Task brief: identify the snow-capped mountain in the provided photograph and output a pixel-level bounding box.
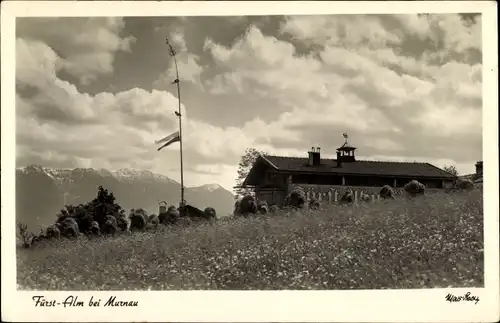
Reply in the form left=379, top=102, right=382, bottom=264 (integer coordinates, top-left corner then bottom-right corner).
left=16, top=165, right=234, bottom=230
left=19, top=166, right=176, bottom=183
left=190, top=183, right=224, bottom=193
left=113, top=168, right=177, bottom=182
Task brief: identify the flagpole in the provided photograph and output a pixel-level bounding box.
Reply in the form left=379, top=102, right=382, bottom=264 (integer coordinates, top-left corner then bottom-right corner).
left=166, top=37, right=185, bottom=207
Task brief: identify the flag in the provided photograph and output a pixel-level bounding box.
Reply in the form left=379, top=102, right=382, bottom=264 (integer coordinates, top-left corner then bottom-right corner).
left=155, top=131, right=181, bottom=151
left=342, top=132, right=348, bottom=139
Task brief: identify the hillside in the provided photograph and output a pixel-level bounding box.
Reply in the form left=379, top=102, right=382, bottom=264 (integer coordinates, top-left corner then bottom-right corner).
left=16, top=165, right=235, bottom=230
left=17, top=189, right=484, bottom=290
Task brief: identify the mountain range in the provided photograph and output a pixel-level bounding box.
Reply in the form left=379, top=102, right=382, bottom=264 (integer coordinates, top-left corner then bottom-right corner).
left=15, top=165, right=235, bottom=230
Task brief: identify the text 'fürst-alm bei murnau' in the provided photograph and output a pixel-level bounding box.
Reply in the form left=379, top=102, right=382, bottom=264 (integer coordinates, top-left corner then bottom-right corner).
left=32, top=296, right=138, bottom=307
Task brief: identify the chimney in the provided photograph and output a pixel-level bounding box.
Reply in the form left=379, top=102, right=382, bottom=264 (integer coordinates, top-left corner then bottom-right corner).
left=308, top=147, right=315, bottom=166
left=313, top=147, right=321, bottom=165
left=475, top=161, right=483, bottom=177
left=336, top=151, right=342, bottom=168
left=308, top=147, right=321, bottom=166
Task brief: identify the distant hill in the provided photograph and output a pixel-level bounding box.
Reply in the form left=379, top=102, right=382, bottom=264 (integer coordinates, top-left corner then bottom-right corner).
left=16, top=165, right=235, bottom=230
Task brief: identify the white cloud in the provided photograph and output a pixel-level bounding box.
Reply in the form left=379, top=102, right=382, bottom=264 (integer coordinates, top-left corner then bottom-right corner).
left=431, top=14, right=482, bottom=53
left=16, top=15, right=483, bottom=190
left=16, top=36, right=254, bottom=191
left=154, top=30, right=204, bottom=88
left=17, top=17, right=136, bottom=85
left=202, top=16, right=481, bottom=174
left=391, top=14, right=432, bottom=40
left=281, top=15, right=402, bottom=49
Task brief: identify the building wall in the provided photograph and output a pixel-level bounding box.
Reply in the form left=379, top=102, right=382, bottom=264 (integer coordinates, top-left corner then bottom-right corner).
left=289, top=184, right=404, bottom=203
left=255, top=188, right=286, bottom=206
left=290, top=173, right=450, bottom=189
left=260, top=171, right=287, bottom=188
left=253, top=170, right=454, bottom=205
left=257, top=183, right=450, bottom=206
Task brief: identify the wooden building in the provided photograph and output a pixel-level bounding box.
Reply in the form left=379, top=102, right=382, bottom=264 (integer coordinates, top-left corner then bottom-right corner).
left=242, top=138, right=458, bottom=206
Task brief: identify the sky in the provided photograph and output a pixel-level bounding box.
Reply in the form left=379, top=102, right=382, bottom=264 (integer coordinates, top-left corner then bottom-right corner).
left=15, top=14, right=483, bottom=192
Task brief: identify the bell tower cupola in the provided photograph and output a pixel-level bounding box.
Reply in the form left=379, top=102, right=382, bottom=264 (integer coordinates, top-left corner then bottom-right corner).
left=336, top=132, right=356, bottom=167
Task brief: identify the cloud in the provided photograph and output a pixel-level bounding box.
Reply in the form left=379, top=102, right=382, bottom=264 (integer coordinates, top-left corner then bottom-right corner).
left=16, top=25, right=251, bottom=190
left=281, top=15, right=402, bottom=49
left=16, top=14, right=483, bottom=193
left=281, top=14, right=482, bottom=61
left=153, top=30, right=205, bottom=88
left=202, top=15, right=482, bottom=169
left=17, top=17, right=136, bottom=85
left=203, top=26, right=325, bottom=100
left=394, top=14, right=482, bottom=53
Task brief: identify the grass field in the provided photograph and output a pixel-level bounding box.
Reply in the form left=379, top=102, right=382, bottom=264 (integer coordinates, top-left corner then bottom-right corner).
left=17, top=189, right=484, bottom=290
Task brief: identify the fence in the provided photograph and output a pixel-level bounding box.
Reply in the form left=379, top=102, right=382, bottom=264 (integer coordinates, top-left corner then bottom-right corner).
left=289, top=184, right=442, bottom=204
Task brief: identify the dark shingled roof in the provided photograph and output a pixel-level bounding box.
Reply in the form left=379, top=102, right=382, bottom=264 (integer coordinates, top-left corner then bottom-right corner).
left=263, top=155, right=457, bottom=179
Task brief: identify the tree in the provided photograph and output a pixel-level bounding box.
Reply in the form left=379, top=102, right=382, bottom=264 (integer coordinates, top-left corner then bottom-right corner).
left=234, top=148, right=266, bottom=199
left=55, top=185, right=124, bottom=234
left=443, top=165, right=459, bottom=176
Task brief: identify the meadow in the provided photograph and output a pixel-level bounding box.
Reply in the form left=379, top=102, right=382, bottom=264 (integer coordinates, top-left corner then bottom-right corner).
left=17, top=189, right=484, bottom=290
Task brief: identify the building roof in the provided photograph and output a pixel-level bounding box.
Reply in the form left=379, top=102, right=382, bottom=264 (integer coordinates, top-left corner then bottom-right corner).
left=260, top=155, right=457, bottom=179
left=337, top=142, right=356, bottom=150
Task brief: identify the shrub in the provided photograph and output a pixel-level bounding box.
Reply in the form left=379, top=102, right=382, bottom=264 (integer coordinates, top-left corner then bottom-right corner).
left=308, top=198, right=320, bottom=210
left=149, top=214, right=160, bottom=225
left=30, top=229, right=47, bottom=246
left=455, top=178, right=474, bottom=190
left=116, top=215, right=129, bottom=232
left=380, top=185, right=395, bottom=199
left=233, top=200, right=242, bottom=216
left=45, top=225, right=61, bottom=239
left=339, top=190, right=354, bottom=204
left=17, top=222, right=34, bottom=248
left=204, top=207, right=217, bottom=219
left=91, top=186, right=123, bottom=225
left=56, top=205, right=90, bottom=233
left=159, top=206, right=179, bottom=225
left=257, top=201, right=269, bottom=215
left=54, top=186, right=125, bottom=236
left=404, top=180, right=425, bottom=197
left=102, top=215, right=118, bottom=235
left=60, top=217, right=80, bottom=238
left=269, top=205, right=280, bottom=214
left=359, top=192, right=372, bottom=202
left=129, top=208, right=149, bottom=230
left=285, top=188, right=306, bottom=209
left=89, top=221, right=100, bottom=235
left=30, top=233, right=46, bottom=247
left=240, top=195, right=258, bottom=215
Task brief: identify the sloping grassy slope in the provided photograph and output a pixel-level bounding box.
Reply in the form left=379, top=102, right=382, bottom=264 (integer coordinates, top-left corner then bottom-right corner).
left=17, top=190, right=483, bottom=290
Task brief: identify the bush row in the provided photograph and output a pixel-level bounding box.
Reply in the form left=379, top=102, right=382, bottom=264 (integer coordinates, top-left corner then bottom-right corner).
left=17, top=186, right=217, bottom=248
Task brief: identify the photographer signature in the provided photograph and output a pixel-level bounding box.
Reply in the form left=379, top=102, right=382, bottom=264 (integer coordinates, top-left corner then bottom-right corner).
left=445, top=292, right=480, bottom=304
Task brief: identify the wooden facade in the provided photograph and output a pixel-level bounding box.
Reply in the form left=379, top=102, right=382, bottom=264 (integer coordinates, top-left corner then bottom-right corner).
left=243, top=143, right=457, bottom=206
